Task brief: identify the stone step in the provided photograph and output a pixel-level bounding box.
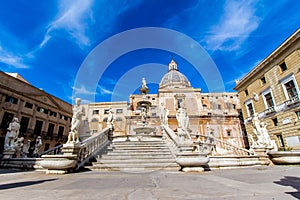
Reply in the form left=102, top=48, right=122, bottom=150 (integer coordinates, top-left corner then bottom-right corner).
left=107, top=146, right=169, bottom=151
left=108, top=145, right=168, bottom=148
left=106, top=149, right=171, bottom=154
left=99, top=157, right=175, bottom=163
left=92, top=162, right=180, bottom=170
left=100, top=154, right=174, bottom=160
left=110, top=144, right=168, bottom=147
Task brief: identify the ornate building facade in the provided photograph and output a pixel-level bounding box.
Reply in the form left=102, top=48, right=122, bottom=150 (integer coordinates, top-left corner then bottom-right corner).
left=0, top=71, right=72, bottom=156
left=234, top=28, right=300, bottom=150
left=82, top=59, right=248, bottom=149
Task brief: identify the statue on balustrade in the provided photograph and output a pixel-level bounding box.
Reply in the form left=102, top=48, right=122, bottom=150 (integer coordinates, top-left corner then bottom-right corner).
left=67, top=98, right=85, bottom=144
left=160, top=103, right=169, bottom=126
left=107, top=108, right=115, bottom=129
left=176, top=102, right=192, bottom=143
left=4, top=117, right=20, bottom=150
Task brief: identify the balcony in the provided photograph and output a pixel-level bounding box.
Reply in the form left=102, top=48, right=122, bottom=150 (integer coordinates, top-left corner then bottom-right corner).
left=285, top=95, right=300, bottom=107
left=264, top=106, right=276, bottom=115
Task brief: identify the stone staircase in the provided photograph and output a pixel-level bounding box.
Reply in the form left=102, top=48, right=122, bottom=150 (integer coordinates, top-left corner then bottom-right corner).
left=91, top=139, right=180, bottom=171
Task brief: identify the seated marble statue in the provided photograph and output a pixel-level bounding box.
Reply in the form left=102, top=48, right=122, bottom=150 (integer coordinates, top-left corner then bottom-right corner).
left=4, top=117, right=20, bottom=150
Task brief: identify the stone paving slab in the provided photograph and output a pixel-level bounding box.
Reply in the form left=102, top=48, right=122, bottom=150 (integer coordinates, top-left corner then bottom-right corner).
left=0, top=166, right=299, bottom=200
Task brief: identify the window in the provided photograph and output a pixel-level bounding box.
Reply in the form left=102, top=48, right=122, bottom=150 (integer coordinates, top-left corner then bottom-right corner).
left=37, top=107, right=48, bottom=114
left=261, top=77, right=266, bottom=85
left=263, top=92, right=274, bottom=108
left=20, top=116, right=30, bottom=133
left=295, top=111, right=300, bottom=120
left=245, top=89, right=249, bottom=96
left=104, top=109, right=109, bottom=114
left=217, top=104, right=221, bottom=110
left=116, top=109, right=123, bottom=114
left=272, top=118, right=278, bottom=126
left=47, top=123, right=55, bottom=137
left=152, top=98, right=155, bottom=100
left=232, top=104, right=236, bottom=109
left=203, top=104, right=207, bottom=110
left=58, top=126, right=64, bottom=138
left=49, top=111, right=57, bottom=117
left=25, top=102, right=33, bottom=109
left=226, top=129, right=231, bottom=137
left=284, top=80, right=298, bottom=98
left=60, top=114, right=67, bottom=120
left=177, top=99, right=183, bottom=108
left=281, top=75, right=300, bottom=101
left=92, top=110, right=99, bottom=115
left=5, top=96, right=18, bottom=104
left=245, top=100, right=254, bottom=117
left=277, top=135, right=285, bottom=147
left=279, top=62, right=287, bottom=72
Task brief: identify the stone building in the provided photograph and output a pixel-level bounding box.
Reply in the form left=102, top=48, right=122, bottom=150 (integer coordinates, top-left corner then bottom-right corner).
left=0, top=71, right=72, bottom=156
left=82, top=59, right=248, bottom=148
left=234, top=28, right=300, bottom=150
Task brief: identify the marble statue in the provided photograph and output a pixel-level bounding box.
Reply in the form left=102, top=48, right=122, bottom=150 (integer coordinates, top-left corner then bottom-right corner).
left=107, top=108, right=115, bottom=129
left=4, top=117, right=20, bottom=150
left=176, top=102, right=192, bottom=142
left=22, top=140, right=31, bottom=158
left=33, top=136, right=43, bottom=155
left=14, top=137, right=24, bottom=158
left=176, top=102, right=190, bottom=132
left=260, top=121, right=272, bottom=147
left=160, top=103, right=169, bottom=126
left=67, top=98, right=85, bottom=144
left=251, top=113, right=273, bottom=147
left=141, top=107, right=147, bottom=125
left=142, top=77, right=148, bottom=89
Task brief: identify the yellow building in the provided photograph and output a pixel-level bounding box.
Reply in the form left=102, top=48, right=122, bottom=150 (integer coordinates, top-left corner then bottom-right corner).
left=234, top=28, right=300, bottom=150
left=0, top=71, right=72, bottom=155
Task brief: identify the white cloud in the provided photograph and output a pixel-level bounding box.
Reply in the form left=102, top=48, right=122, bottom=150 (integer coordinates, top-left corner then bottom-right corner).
left=40, top=0, right=94, bottom=48
left=98, top=86, right=113, bottom=95
left=72, top=85, right=97, bottom=95
left=204, top=0, right=260, bottom=51
left=0, top=45, right=29, bottom=69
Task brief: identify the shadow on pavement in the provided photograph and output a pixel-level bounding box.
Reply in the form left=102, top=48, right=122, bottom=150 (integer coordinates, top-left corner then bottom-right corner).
left=0, top=179, right=57, bottom=190
left=274, top=176, right=300, bottom=199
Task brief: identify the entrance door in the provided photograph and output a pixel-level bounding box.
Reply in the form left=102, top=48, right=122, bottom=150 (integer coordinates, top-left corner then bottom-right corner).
left=0, top=112, right=14, bottom=130
left=34, top=120, right=43, bottom=136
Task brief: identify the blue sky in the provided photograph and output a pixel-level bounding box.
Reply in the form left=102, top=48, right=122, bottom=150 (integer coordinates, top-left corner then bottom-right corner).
left=0, top=0, right=299, bottom=104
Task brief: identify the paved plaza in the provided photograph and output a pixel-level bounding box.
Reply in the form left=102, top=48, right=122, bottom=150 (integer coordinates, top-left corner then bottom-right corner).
left=0, top=166, right=300, bottom=200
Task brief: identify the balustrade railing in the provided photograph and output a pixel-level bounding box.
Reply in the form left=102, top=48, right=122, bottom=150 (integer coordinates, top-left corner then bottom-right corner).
left=163, top=125, right=252, bottom=156
left=76, top=127, right=111, bottom=169
left=285, top=95, right=300, bottom=106
left=195, top=134, right=253, bottom=156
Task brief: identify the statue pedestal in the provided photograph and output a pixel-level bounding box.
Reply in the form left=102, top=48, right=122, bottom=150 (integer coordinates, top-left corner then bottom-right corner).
left=253, top=146, right=271, bottom=156
left=2, top=150, right=15, bottom=159
left=62, top=143, right=81, bottom=155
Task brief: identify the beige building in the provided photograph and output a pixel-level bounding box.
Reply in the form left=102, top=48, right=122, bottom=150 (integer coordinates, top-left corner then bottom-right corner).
left=82, top=59, right=248, bottom=148
left=0, top=71, right=72, bottom=155
left=234, top=28, right=300, bottom=150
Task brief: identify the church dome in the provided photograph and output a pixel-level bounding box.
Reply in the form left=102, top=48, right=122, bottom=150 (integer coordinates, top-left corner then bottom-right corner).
left=159, top=59, right=191, bottom=89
